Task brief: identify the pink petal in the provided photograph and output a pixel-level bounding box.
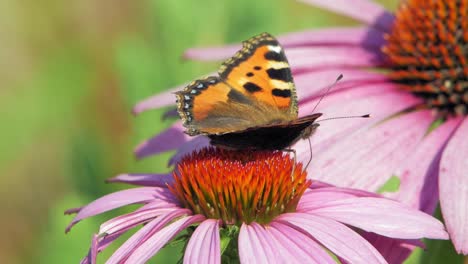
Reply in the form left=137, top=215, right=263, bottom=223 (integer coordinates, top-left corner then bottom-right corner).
left=107, top=173, right=174, bottom=187
left=80, top=231, right=128, bottom=264
left=183, top=27, right=385, bottom=61
left=306, top=197, right=448, bottom=239
left=125, top=215, right=205, bottom=263
left=277, top=213, right=386, bottom=263
left=287, top=46, right=384, bottom=73
left=134, top=122, right=190, bottom=159
left=296, top=84, right=420, bottom=157
left=298, top=0, right=394, bottom=32
left=184, top=219, right=221, bottom=264
left=363, top=232, right=423, bottom=264
left=439, top=117, right=468, bottom=254
left=269, top=221, right=336, bottom=263
left=298, top=186, right=379, bottom=211
left=294, top=68, right=389, bottom=100
left=309, top=110, right=433, bottom=191
left=239, top=223, right=277, bottom=263
left=80, top=234, right=99, bottom=264
left=132, top=87, right=180, bottom=115
left=279, top=27, right=385, bottom=48
left=66, top=187, right=173, bottom=233
left=106, top=209, right=193, bottom=263
left=391, top=118, right=462, bottom=213
left=168, top=136, right=210, bottom=166
left=99, top=204, right=179, bottom=235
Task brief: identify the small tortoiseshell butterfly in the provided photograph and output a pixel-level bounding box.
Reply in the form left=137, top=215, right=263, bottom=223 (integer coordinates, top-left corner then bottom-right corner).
left=175, top=32, right=322, bottom=150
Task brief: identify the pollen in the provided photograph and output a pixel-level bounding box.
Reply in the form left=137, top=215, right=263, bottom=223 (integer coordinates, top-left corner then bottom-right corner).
left=382, top=0, right=468, bottom=117
left=168, top=147, right=310, bottom=225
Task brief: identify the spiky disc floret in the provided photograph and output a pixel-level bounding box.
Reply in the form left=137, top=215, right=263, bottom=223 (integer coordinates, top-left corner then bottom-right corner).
left=169, top=147, right=310, bottom=225
left=383, top=0, right=468, bottom=117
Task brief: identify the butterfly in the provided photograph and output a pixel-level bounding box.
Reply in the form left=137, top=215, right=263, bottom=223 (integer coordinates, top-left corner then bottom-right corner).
left=175, top=32, right=322, bottom=150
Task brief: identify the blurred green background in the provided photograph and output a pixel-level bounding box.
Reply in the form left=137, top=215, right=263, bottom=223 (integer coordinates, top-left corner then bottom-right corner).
left=1, top=0, right=464, bottom=263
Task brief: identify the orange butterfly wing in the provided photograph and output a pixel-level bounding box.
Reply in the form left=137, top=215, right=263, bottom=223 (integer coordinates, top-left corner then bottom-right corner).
left=219, top=33, right=298, bottom=116
left=176, top=33, right=298, bottom=136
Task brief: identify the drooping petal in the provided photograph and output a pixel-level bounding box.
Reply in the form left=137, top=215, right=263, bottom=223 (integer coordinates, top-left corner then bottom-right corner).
left=391, top=118, right=462, bottom=213
left=298, top=0, right=394, bottom=32
left=184, top=219, right=221, bottom=264
left=80, top=234, right=99, bottom=264
left=66, top=187, right=173, bottom=233
left=363, top=232, right=425, bottom=264
left=183, top=27, right=385, bottom=61
left=106, top=209, right=193, bottom=263
left=305, top=197, right=448, bottom=239
left=309, top=110, right=433, bottom=191
left=439, top=117, right=468, bottom=254
left=124, top=215, right=205, bottom=263
left=269, top=221, right=336, bottom=263
left=134, top=122, right=189, bottom=159
left=107, top=173, right=174, bottom=187
left=277, top=213, right=386, bottom=264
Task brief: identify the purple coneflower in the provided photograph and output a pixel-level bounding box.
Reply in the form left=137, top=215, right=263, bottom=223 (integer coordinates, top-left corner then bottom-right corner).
left=67, top=148, right=447, bottom=263
left=133, top=0, right=468, bottom=255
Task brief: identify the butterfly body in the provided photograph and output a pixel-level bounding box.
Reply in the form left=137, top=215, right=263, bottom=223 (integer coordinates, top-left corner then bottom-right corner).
left=176, top=33, right=321, bottom=150
left=208, top=113, right=322, bottom=150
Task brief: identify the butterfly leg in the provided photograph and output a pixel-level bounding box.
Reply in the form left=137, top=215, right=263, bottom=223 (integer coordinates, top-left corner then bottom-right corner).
left=304, top=137, right=313, bottom=172
left=282, top=148, right=297, bottom=181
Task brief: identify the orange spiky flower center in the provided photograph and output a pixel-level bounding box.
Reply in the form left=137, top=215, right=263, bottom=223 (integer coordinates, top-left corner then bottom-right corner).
left=169, top=147, right=310, bottom=225
left=383, top=0, right=468, bottom=117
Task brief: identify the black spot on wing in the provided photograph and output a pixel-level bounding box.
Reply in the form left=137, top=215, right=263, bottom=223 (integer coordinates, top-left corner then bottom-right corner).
left=272, top=88, right=291, bottom=98
left=227, top=88, right=250, bottom=104
left=246, top=72, right=254, bottom=77
left=243, top=82, right=262, bottom=93
left=264, top=51, right=284, bottom=61
left=254, top=66, right=262, bottom=70
left=266, top=68, right=292, bottom=82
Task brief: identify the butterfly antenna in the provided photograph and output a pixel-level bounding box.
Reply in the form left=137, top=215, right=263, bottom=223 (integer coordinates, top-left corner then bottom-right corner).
left=311, top=74, right=343, bottom=113
left=318, top=114, right=371, bottom=123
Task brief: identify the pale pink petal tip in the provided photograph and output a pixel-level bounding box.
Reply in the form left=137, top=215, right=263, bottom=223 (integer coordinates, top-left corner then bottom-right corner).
left=308, top=197, right=449, bottom=239
left=185, top=220, right=221, bottom=264
left=132, top=86, right=181, bottom=115
left=107, top=173, right=174, bottom=187
left=440, top=117, right=468, bottom=254
left=298, top=0, right=394, bottom=31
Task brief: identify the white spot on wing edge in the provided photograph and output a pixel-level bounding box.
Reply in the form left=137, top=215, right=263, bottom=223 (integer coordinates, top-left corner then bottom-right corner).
left=268, top=45, right=282, bottom=53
